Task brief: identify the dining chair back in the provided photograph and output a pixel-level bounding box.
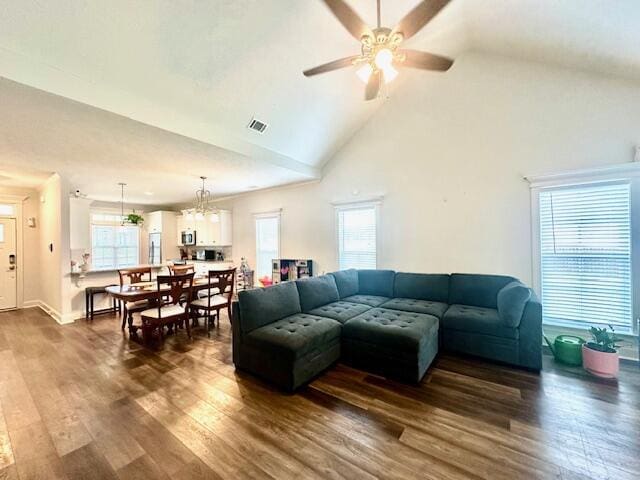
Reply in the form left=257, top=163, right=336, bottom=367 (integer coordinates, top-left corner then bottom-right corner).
left=168, top=264, right=195, bottom=276
left=118, top=267, right=152, bottom=285
left=190, top=268, right=236, bottom=336
left=117, top=266, right=153, bottom=330
left=155, top=272, right=195, bottom=309
left=140, top=272, right=196, bottom=343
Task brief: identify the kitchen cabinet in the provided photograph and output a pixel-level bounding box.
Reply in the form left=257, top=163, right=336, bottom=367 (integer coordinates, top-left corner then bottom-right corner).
left=177, top=210, right=232, bottom=246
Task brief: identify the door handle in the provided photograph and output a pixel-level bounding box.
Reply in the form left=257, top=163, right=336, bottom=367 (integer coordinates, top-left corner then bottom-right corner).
left=8, top=265, right=16, bottom=271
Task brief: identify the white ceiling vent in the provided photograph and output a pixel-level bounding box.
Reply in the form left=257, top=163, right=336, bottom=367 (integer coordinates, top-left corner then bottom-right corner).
left=247, top=117, right=268, bottom=134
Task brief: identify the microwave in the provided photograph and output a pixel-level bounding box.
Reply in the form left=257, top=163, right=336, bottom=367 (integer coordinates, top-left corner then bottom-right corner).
left=181, top=230, right=196, bottom=246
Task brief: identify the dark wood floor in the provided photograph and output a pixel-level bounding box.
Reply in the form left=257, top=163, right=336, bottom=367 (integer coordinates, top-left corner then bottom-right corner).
left=0, top=308, right=638, bottom=480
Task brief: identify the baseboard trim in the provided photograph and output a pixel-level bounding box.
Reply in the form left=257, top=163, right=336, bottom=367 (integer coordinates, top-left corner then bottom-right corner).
left=22, top=300, right=77, bottom=325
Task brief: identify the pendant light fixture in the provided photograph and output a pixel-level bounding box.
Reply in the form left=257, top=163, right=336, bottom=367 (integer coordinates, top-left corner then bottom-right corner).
left=184, top=176, right=219, bottom=223
left=119, top=182, right=127, bottom=226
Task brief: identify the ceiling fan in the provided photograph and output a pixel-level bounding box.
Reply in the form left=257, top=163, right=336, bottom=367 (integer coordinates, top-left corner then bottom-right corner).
left=303, top=0, right=454, bottom=100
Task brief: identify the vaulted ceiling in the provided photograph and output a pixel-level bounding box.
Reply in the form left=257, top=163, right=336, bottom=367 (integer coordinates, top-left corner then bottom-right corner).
left=1, top=0, right=640, bottom=203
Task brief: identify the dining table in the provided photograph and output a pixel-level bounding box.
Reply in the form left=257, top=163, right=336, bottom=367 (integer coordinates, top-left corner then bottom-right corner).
left=106, top=275, right=221, bottom=339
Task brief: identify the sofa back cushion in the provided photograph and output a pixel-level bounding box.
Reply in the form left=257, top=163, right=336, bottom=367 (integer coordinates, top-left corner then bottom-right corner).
left=449, top=273, right=517, bottom=309
left=497, top=281, right=531, bottom=327
left=358, top=269, right=395, bottom=297
left=238, top=281, right=301, bottom=333
left=295, top=275, right=340, bottom=312
left=329, top=269, right=359, bottom=298
left=394, top=273, right=450, bottom=303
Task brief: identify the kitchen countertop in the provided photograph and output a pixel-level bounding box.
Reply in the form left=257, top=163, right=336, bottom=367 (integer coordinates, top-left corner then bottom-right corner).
left=70, top=264, right=165, bottom=276
left=70, top=260, right=236, bottom=276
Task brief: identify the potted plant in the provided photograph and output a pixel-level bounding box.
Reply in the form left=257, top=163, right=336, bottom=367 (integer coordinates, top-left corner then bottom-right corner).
left=582, top=325, right=622, bottom=378
left=126, top=213, right=144, bottom=225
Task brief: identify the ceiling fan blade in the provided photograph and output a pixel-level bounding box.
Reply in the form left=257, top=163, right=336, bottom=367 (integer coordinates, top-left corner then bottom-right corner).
left=365, top=69, right=382, bottom=101
left=303, top=55, right=359, bottom=77
left=322, top=0, right=373, bottom=41
left=400, top=49, right=453, bottom=71
left=393, top=0, right=451, bottom=40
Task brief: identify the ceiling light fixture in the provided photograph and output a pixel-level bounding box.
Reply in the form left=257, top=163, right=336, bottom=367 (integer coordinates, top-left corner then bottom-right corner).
left=303, top=0, right=454, bottom=100
left=119, top=182, right=127, bottom=226
left=183, top=176, right=219, bottom=223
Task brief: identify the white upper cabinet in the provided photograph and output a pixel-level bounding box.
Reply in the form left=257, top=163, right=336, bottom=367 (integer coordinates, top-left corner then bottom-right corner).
left=219, top=210, right=232, bottom=246
left=177, top=210, right=232, bottom=246
left=146, top=211, right=162, bottom=233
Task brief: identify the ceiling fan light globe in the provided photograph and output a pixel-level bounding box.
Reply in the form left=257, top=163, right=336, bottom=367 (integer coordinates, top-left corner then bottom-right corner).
left=356, top=63, right=373, bottom=83
left=186, top=212, right=194, bottom=221
left=383, top=64, right=398, bottom=83
left=375, top=48, right=393, bottom=69
left=195, top=212, right=204, bottom=221
left=210, top=212, right=220, bottom=223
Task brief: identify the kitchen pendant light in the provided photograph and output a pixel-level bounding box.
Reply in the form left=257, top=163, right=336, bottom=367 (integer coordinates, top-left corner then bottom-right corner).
left=184, top=176, right=219, bottom=223
left=119, top=182, right=127, bottom=226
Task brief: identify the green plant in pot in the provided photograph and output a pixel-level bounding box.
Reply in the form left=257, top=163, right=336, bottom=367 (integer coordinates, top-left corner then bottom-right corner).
left=126, top=213, right=144, bottom=225
left=582, top=325, right=622, bottom=378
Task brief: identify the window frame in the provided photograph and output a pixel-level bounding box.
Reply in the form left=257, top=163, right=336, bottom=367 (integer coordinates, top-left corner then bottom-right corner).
left=529, top=164, right=640, bottom=335
left=89, top=210, right=141, bottom=271
left=254, top=211, right=281, bottom=280
left=334, top=200, right=381, bottom=271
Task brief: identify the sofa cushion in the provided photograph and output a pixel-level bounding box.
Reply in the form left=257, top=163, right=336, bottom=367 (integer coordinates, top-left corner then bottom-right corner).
left=238, top=282, right=301, bottom=333
left=295, top=275, right=340, bottom=312
left=342, top=294, right=390, bottom=307
left=394, top=273, right=450, bottom=303
left=497, top=282, right=531, bottom=327
left=448, top=273, right=517, bottom=309
left=308, top=301, right=371, bottom=324
left=442, top=305, right=519, bottom=339
left=343, top=308, right=439, bottom=355
left=244, top=313, right=341, bottom=362
left=380, top=298, right=448, bottom=318
left=358, top=269, right=395, bottom=297
left=329, top=269, right=359, bottom=298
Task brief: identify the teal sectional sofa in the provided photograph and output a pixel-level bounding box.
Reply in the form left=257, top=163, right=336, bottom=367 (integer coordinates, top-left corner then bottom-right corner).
left=232, top=269, right=541, bottom=391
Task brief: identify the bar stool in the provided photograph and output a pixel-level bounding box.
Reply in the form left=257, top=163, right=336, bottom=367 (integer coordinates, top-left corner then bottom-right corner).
left=85, top=285, right=120, bottom=321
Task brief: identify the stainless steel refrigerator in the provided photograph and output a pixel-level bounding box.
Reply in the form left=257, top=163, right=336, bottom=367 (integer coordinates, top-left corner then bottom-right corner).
left=149, top=232, right=162, bottom=264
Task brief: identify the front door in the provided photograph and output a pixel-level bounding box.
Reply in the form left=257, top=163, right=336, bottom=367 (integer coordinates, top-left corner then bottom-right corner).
left=0, top=218, right=17, bottom=310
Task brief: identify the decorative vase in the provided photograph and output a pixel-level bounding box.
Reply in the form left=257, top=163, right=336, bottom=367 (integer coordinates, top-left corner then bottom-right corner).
left=582, top=344, right=619, bottom=378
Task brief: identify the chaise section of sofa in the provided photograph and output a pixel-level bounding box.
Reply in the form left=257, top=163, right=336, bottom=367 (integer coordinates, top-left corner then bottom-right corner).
left=441, top=273, right=542, bottom=370
left=233, top=281, right=341, bottom=391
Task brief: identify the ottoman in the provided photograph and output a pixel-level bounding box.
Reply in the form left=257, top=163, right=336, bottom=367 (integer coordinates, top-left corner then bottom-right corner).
left=341, top=308, right=439, bottom=383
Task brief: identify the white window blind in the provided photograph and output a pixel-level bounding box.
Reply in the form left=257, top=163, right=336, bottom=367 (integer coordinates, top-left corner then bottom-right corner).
left=91, top=220, right=139, bottom=270
left=539, top=182, right=632, bottom=330
left=337, top=205, right=377, bottom=270
left=255, top=214, right=280, bottom=280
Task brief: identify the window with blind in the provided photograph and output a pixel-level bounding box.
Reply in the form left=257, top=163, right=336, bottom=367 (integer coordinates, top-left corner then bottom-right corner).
left=255, top=214, right=280, bottom=280
left=90, top=212, right=140, bottom=270
left=539, top=182, right=632, bottom=330
left=337, top=205, right=377, bottom=270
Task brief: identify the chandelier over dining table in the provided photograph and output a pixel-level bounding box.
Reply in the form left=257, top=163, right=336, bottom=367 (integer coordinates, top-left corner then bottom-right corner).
left=184, top=176, right=219, bottom=223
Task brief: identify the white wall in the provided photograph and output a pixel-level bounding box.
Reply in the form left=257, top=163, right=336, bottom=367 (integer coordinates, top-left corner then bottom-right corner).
left=38, top=174, right=65, bottom=317
left=224, top=52, right=640, bottom=284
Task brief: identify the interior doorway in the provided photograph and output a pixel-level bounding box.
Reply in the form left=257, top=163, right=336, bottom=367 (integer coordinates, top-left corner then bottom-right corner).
left=0, top=217, right=17, bottom=309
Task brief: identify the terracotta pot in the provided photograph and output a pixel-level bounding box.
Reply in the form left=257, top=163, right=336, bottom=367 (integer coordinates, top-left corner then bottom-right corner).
left=582, top=344, right=619, bottom=378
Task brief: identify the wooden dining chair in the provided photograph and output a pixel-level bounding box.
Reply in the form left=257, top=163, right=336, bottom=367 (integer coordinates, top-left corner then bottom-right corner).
left=140, top=272, right=195, bottom=345
left=168, top=264, right=195, bottom=275
left=190, top=268, right=236, bottom=336
left=118, top=267, right=153, bottom=330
